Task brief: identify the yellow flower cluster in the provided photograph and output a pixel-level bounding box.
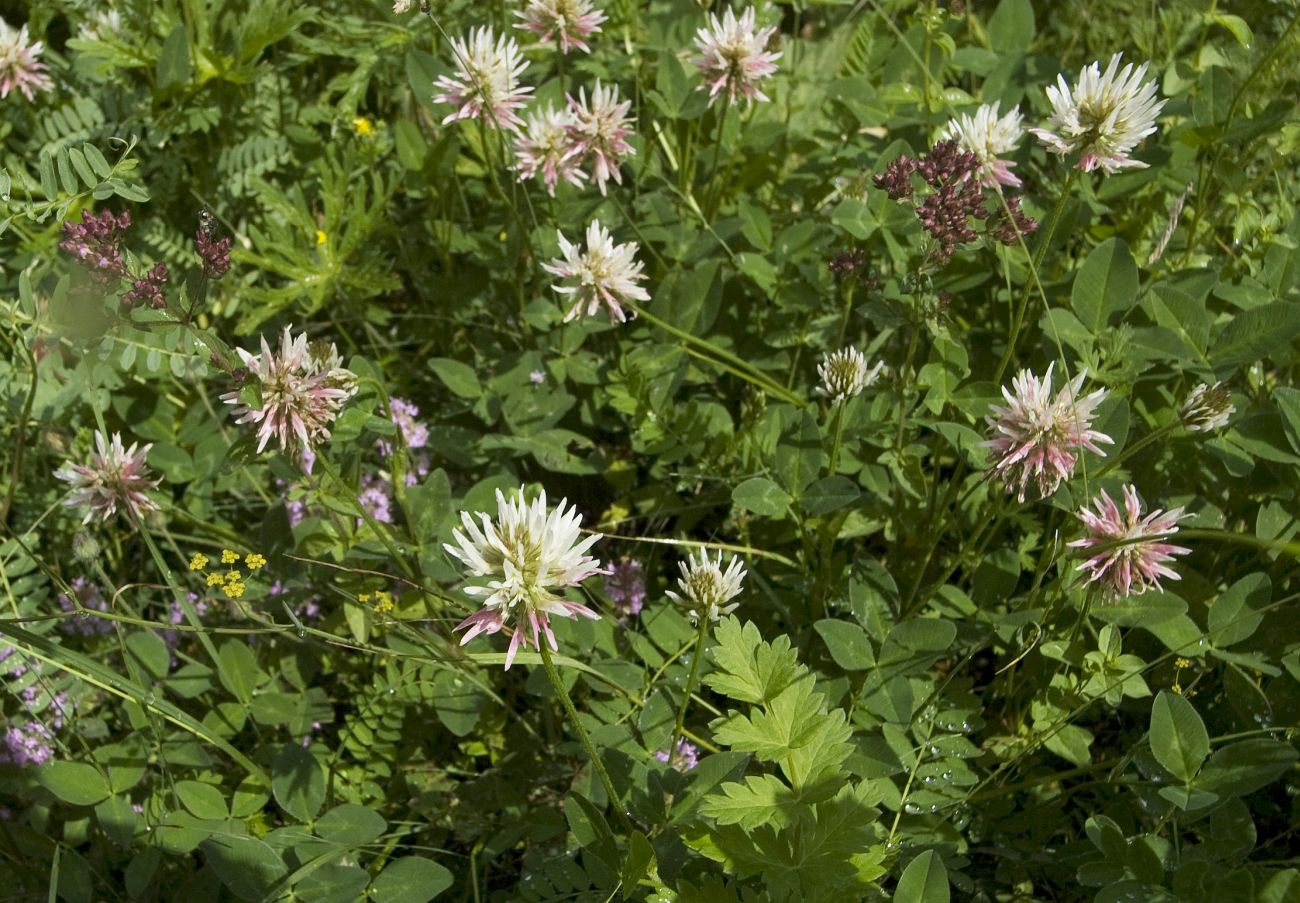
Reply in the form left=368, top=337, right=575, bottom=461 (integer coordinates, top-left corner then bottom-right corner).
left=357, top=590, right=395, bottom=613
left=353, top=116, right=375, bottom=136
left=191, top=549, right=264, bottom=600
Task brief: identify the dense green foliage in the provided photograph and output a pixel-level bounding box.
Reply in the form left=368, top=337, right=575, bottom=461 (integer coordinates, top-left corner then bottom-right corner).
left=2, top=0, right=1299, bottom=900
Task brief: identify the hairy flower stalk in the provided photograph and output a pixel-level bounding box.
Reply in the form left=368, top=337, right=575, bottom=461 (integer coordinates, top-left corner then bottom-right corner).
left=514, top=104, right=586, bottom=195
left=1179, top=382, right=1234, bottom=433
left=220, top=326, right=358, bottom=461
left=543, top=219, right=650, bottom=323
left=817, top=347, right=884, bottom=403
left=444, top=486, right=604, bottom=669
left=1069, top=484, right=1191, bottom=599
left=691, top=6, right=781, bottom=107
left=515, top=0, right=606, bottom=54
left=565, top=80, right=635, bottom=194
left=433, top=27, right=532, bottom=131
left=55, top=431, right=161, bottom=525
left=940, top=102, right=1024, bottom=187
left=0, top=18, right=53, bottom=101
left=1030, top=53, right=1166, bottom=174
left=983, top=363, right=1113, bottom=502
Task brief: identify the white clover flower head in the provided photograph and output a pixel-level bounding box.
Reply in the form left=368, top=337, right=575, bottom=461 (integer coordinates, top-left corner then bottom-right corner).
left=666, top=549, right=747, bottom=624
left=1029, top=53, right=1166, bottom=174
left=55, top=431, right=161, bottom=525
left=983, top=363, right=1113, bottom=502
left=433, top=26, right=533, bottom=132
left=566, top=80, right=635, bottom=194
left=515, top=0, right=607, bottom=54
left=1180, top=382, right=1234, bottom=433
left=940, top=101, right=1024, bottom=187
left=514, top=103, right=586, bottom=195
left=691, top=6, right=781, bottom=107
left=542, top=219, right=650, bottom=324
left=220, top=326, right=358, bottom=459
left=1068, top=484, right=1191, bottom=600
left=445, top=486, right=604, bottom=669
left=0, top=18, right=53, bottom=101
left=816, top=347, right=885, bottom=403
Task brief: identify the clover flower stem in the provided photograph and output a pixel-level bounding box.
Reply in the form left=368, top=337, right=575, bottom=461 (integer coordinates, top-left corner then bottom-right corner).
left=702, top=93, right=732, bottom=219
left=893, top=323, right=920, bottom=461
left=538, top=641, right=634, bottom=833
left=994, top=168, right=1077, bottom=385
left=1094, top=422, right=1178, bottom=479
left=667, top=616, right=711, bottom=778
left=627, top=303, right=805, bottom=407
left=827, top=400, right=847, bottom=476
left=836, top=280, right=856, bottom=348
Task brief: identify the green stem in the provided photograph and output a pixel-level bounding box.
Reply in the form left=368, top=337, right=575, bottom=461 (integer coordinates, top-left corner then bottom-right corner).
left=827, top=401, right=847, bottom=476
left=668, top=616, right=711, bottom=769
left=1095, top=422, right=1178, bottom=479
left=835, top=280, right=856, bottom=347
left=538, top=641, right=634, bottom=833
left=994, top=168, right=1078, bottom=385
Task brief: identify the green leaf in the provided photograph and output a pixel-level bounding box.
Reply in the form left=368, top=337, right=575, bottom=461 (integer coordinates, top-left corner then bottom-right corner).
left=706, top=617, right=803, bottom=705
left=295, top=864, right=371, bottom=903
left=271, top=744, right=325, bottom=822
left=1149, top=691, right=1209, bottom=782
left=156, top=23, right=192, bottom=90
left=393, top=119, right=429, bottom=171
left=986, top=0, right=1034, bottom=54
left=218, top=640, right=258, bottom=704
left=432, top=669, right=486, bottom=737
left=1208, top=573, right=1270, bottom=648
left=125, top=630, right=171, bottom=680
left=564, top=793, right=618, bottom=869
left=428, top=357, right=482, bottom=399
left=701, top=773, right=808, bottom=830
left=369, top=857, right=454, bottom=903
left=1195, top=739, right=1298, bottom=798
left=621, top=831, right=656, bottom=899
left=316, top=804, right=387, bottom=845
left=200, top=835, right=288, bottom=902
left=176, top=780, right=228, bottom=820
left=37, top=761, right=111, bottom=806
left=83, top=143, right=112, bottom=179
left=814, top=619, right=875, bottom=671
left=732, top=477, right=792, bottom=518
left=1211, top=303, right=1300, bottom=374
left=800, top=476, right=860, bottom=516
left=94, top=795, right=139, bottom=847
left=1071, top=238, right=1138, bottom=334
left=894, top=849, right=950, bottom=903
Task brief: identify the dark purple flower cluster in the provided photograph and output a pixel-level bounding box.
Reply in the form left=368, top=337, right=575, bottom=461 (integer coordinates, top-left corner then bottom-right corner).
left=873, top=140, right=1038, bottom=264
left=58, top=209, right=131, bottom=282
left=121, top=262, right=170, bottom=309
left=195, top=225, right=232, bottom=279
left=827, top=248, right=867, bottom=280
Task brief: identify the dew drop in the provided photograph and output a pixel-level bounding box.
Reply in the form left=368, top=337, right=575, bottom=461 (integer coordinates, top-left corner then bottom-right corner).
left=941, top=770, right=953, bottom=781
left=929, top=803, right=940, bottom=813
left=903, top=802, right=922, bottom=815
left=922, top=775, right=935, bottom=784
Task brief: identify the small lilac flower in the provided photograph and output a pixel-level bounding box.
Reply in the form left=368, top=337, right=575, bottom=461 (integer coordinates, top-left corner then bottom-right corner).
left=542, top=220, right=650, bottom=324
left=566, top=81, right=635, bottom=195
left=433, top=27, right=532, bottom=132
left=529, top=370, right=546, bottom=385
left=515, top=0, right=607, bottom=54
left=940, top=102, right=1024, bottom=188
left=55, top=431, right=162, bottom=525
left=58, top=209, right=131, bottom=283
left=359, top=475, right=394, bottom=524
left=691, top=6, right=781, bottom=107
left=120, top=262, right=170, bottom=310
left=605, top=558, right=646, bottom=617
left=1069, top=484, right=1191, bottom=599
left=983, top=363, right=1112, bottom=502
left=514, top=104, right=585, bottom=196
left=656, top=738, right=699, bottom=772
left=220, top=326, right=358, bottom=458
left=377, top=397, right=429, bottom=457
left=2, top=722, right=54, bottom=766
left=0, top=18, right=53, bottom=101
left=57, top=577, right=113, bottom=636
left=445, top=486, right=604, bottom=669
left=1030, top=53, right=1166, bottom=174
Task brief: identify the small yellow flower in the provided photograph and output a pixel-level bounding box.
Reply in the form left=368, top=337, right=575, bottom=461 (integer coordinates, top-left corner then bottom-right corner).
left=245, top=553, right=267, bottom=571
left=374, top=591, right=394, bottom=614
left=189, top=553, right=209, bottom=571
left=225, top=569, right=243, bottom=583
left=1175, top=657, right=1191, bottom=669
left=225, top=581, right=247, bottom=599
left=357, top=592, right=371, bottom=603
left=353, top=116, right=374, bottom=136
left=1171, top=683, right=1183, bottom=695
left=220, top=549, right=240, bottom=565
left=315, top=230, right=327, bottom=246
left=207, top=572, right=226, bottom=587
